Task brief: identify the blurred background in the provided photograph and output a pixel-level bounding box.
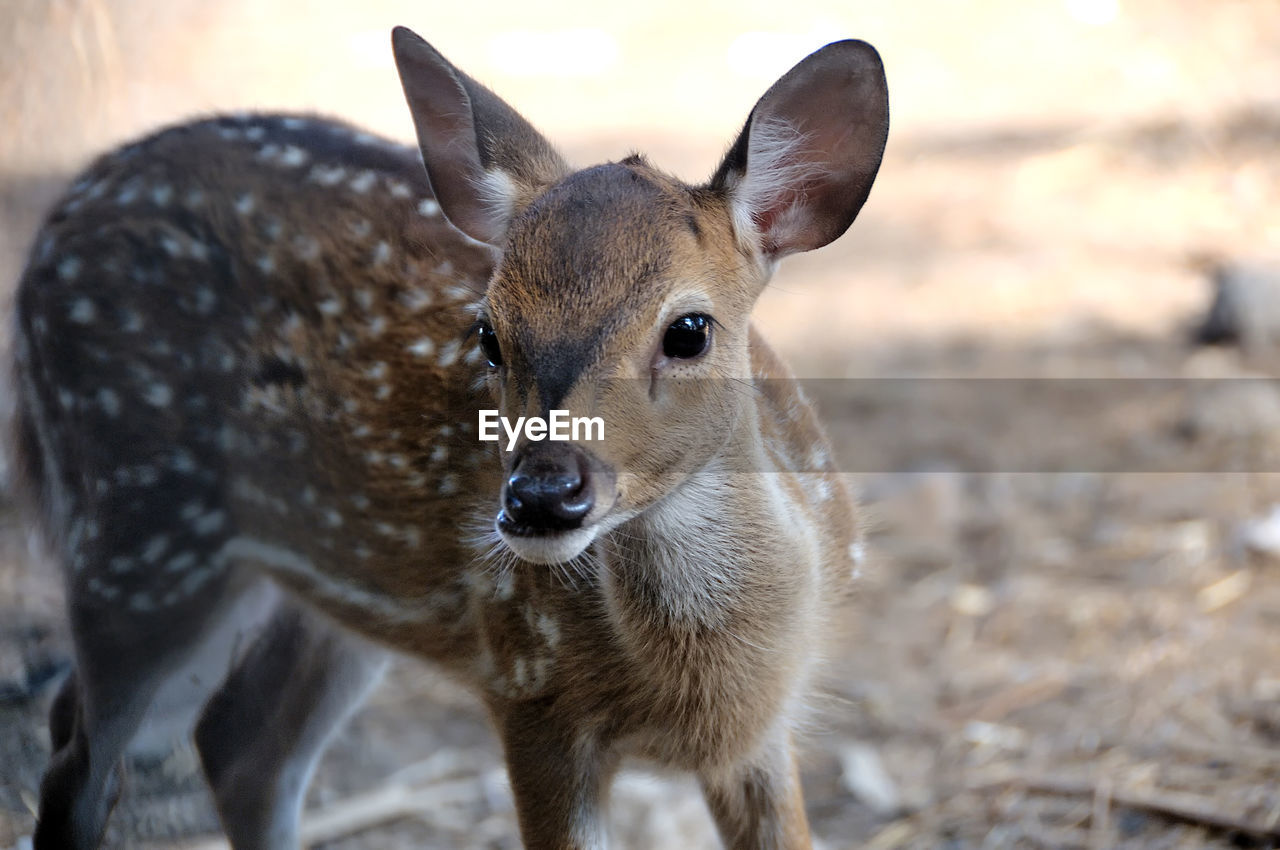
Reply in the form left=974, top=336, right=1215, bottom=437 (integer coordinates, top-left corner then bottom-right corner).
left=3, top=1, right=1280, bottom=848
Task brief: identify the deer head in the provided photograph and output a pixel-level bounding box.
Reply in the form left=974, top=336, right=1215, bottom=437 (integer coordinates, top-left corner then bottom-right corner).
left=392, top=27, right=888, bottom=565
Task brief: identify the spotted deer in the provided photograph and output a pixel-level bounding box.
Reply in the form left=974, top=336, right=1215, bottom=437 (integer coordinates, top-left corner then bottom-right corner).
left=13, top=26, right=888, bottom=850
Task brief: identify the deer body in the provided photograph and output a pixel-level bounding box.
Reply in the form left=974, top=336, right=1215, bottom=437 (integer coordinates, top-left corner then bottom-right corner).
left=15, top=29, right=888, bottom=850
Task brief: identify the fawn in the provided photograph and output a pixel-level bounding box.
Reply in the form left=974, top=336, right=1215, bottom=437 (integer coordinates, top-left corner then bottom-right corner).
left=13, top=26, right=888, bottom=849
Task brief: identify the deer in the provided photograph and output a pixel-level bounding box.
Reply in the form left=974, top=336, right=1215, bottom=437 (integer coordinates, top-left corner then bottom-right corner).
left=12, top=25, right=888, bottom=850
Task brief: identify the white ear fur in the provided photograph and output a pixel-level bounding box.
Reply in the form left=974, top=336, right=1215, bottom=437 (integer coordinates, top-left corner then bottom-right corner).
left=708, top=40, right=889, bottom=260
left=472, top=169, right=521, bottom=244
left=724, top=118, right=831, bottom=256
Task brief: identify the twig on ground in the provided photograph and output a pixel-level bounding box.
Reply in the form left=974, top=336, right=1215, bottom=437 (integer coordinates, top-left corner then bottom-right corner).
left=157, top=775, right=487, bottom=850
left=974, top=771, right=1280, bottom=840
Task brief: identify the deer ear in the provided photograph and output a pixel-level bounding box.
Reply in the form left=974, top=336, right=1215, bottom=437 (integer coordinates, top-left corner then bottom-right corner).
left=709, top=40, right=889, bottom=259
left=392, top=27, right=569, bottom=246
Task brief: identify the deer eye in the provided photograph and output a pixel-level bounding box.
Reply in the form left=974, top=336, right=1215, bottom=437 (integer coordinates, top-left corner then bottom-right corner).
left=662, top=314, right=712, bottom=359
left=476, top=322, right=503, bottom=368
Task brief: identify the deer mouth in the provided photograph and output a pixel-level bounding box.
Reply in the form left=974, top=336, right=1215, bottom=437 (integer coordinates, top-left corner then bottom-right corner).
left=495, top=514, right=600, bottom=565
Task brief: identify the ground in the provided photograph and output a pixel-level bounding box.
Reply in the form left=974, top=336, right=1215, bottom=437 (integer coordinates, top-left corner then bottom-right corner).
left=2, top=2, right=1279, bottom=848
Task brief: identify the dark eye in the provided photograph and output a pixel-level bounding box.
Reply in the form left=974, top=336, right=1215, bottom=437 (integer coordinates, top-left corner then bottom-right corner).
left=477, top=323, right=503, bottom=368
left=662, top=314, right=712, bottom=359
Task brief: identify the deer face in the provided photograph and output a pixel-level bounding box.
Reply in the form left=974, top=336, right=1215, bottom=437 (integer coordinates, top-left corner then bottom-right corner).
left=476, top=161, right=759, bottom=563
left=392, top=27, right=888, bottom=564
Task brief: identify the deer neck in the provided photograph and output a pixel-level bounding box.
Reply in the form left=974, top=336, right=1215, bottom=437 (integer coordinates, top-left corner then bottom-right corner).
left=601, top=407, right=818, bottom=633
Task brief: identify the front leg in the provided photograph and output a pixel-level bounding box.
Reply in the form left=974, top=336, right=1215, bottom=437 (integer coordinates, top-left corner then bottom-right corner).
left=700, top=727, right=812, bottom=850
left=500, top=701, right=615, bottom=850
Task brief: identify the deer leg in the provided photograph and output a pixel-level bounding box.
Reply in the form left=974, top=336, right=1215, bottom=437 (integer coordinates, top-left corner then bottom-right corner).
left=700, top=727, right=813, bottom=850
left=499, top=703, right=616, bottom=850
left=34, top=571, right=239, bottom=850
left=194, top=603, right=387, bottom=850
left=34, top=674, right=147, bottom=850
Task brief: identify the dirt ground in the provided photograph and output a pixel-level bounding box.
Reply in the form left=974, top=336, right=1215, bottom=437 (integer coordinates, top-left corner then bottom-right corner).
left=3, top=1, right=1280, bottom=848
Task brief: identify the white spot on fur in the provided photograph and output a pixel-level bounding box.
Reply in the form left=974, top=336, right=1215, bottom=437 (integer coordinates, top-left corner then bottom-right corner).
left=536, top=612, right=561, bottom=647
left=371, top=241, right=391, bottom=265
left=292, top=235, right=321, bottom=261
left=318, top=297, right=343, bottom=316
left=57, top=256, right=82, bottom=280
left=279, top=145, right=309, bottom=167
left=309, top=164, right=347, bottom=187
left=849, top=541, right=866, bottom=580
left=407, top=337, right=435, bottom=358
left=348, top=217, right=372, bottom=239
left=399, top=288, right=432, bottom=312
left=812, top=476, right=833, bottom=503
left=144, top=382, right=173, bottom=407
left=193, top=511, right=227, bottom=536
left=417, top=198, right=440, bottom=217
left=165, top=551, right=198, bottom=573
left=97, top=388, right=121, bottom=418
left=151, top=184, right=173, bottom=206
left=194, top=287, right=217, bottom=314
left=494, top=570, right=515, bottom=600
left=234, top=193, right=256, bottom=216
left=513, top=657, right=529, bottom=688
left=808, top=444, right=831, bottom=471
left=69, top=298, right=96, bottom=324
left=436, top=340, right=461, bottom=368
left=349, top=170, right=377, bottom=193
left=170, top=448, right=198, bottom=473
left=142, top=534, right=170, bottom=565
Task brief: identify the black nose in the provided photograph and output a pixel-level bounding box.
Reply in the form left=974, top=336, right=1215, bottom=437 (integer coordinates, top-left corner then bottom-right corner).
left=501, top=445, right=596, bottom=532
left=501, top=444, right=593, bottom=533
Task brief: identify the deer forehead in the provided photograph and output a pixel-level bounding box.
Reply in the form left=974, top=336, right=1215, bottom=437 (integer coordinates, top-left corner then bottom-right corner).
left=489, top=160, right=739, bottom=347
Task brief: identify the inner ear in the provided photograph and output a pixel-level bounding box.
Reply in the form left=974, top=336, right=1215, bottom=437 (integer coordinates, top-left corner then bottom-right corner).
left=709, top=39, right=890, bottom=259
left=392, top=27, right=569, bottom=246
